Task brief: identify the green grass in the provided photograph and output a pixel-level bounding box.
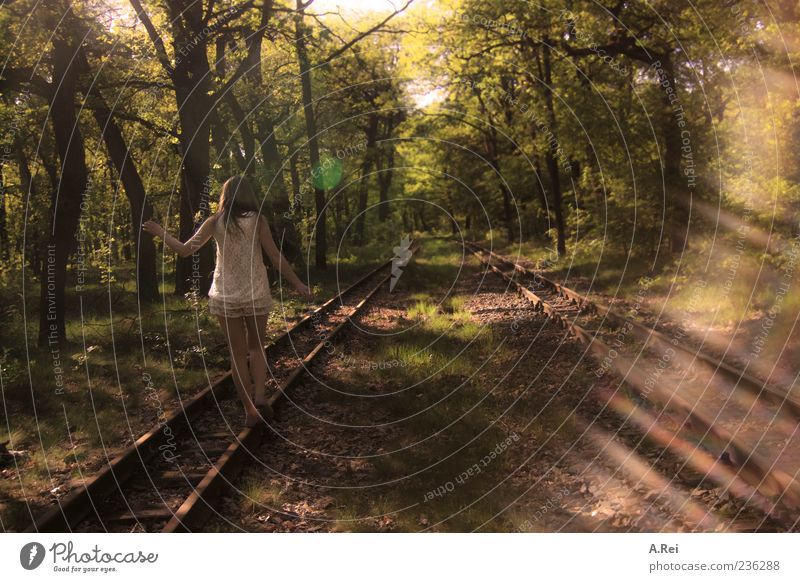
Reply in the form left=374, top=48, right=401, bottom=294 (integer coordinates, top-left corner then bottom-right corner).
left=490, top=232, right=800, bottom=334
left=321, top=237, right=521, bottom=531
left=491, top=237, right=656, bottom=297
left=238, top=477, right=285, bottom=516
left=408, top=300, right=438, bottom=320
left=0, top=241, right=394, bottom=531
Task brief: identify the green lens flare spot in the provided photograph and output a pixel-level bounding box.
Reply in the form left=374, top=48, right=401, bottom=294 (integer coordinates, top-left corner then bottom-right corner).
left=312, top=155, right=343, bottom=190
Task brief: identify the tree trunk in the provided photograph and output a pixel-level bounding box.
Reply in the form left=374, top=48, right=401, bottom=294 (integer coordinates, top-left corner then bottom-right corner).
left=139, top=0, right=216, bottom=296
left=355, top=114, right=380, bottom=244
left=172, top=41, right=214, bottom=295
left=416, top=208, right=428, bottom=231
left=402, top=207, right=412, bottom=232
left=38, top=37, right=88, bottom=347
left=484, top=133, right=514, bottom=243
left=212, top=37, right=242, bottom=175
left=259, top=116, right=301, bottom=262
left=659, top=55, right=689, bottom=254
left=222, top=92, right=256, bottom=173
left=173, top=108, right=214, bottom=295
left=294, top=1, right=327, bottom=269
left=541, top=40, right=566, bottom=256
left=210, top=106, right=242, bottom=176
left=90, top=90, right=160, bottom=302
left=0, top=162, right=7, bottom=260
left=242, top=0, right=300, bottom=261
left=332, top=185, right=345, bottom=244
left=471, top=85, right=514, bottom=242
left=289, top=150, right=302, bottom=216
left=532, top=157, right=549, bottom=236
left=376, top=114, right=396, bottom=222
left=29, top=147, right=57, bottom=277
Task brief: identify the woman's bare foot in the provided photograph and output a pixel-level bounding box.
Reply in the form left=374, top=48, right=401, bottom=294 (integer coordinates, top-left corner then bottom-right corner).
left=245, top=405, right=260, bottom=427
left=254, top=399, right=274, bottom=420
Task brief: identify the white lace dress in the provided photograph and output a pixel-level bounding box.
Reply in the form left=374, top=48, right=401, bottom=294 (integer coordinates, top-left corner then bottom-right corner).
left=207, top=212, right=273, bottom=318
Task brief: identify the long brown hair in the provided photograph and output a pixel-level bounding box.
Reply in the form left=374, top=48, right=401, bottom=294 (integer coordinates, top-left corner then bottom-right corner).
left=218, top=175, right=261, bottom=232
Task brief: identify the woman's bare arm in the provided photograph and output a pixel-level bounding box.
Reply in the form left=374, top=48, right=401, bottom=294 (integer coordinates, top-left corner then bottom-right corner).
left=143, top=214, right=218, bottom=258
left=257, top=215, right=313, bottom=300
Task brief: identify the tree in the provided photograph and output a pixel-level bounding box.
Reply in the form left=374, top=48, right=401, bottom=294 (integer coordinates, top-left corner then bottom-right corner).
left=293, top=0, right=328, bottom=269
left=127, top=0, right=240, bottom=294
left=292, top=0, right=414, bottom=268
left=36, top=6, right=89, bottom=346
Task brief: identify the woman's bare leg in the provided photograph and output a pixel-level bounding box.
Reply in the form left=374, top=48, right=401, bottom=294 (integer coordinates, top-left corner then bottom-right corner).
left=217, top=315, right=259, bottom=425
left=244, top=314, right=269, bottom=406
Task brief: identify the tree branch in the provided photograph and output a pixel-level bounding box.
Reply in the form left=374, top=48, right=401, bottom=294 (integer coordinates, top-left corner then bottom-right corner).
left=207, top=0, right=257, bottom=31
left=560, top=35, right=662, bottom=65
left=211, top=0, right=276, bottom=101
left=420, top=110, right=489, bottom=135
left=458, top=39, right=525, bottom=61
left=0, top=66, right=52, bottom=98
left=203, top=0, right=219, bottom=24
left=128, top=0, right=174, bottom=77
left=83, top=97, right=180, bottom=139
left=319, top=0, right=414, bottom=65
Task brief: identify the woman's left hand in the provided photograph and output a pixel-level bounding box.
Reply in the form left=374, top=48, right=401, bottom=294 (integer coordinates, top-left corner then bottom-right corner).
left=297, top=284, right=314, bottom=302
left=142, top=220, right=164, bottom=238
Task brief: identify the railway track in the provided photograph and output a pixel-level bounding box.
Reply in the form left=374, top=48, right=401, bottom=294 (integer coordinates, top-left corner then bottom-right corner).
left=464, top=240, right=800, bottom=527
left=27, top=245, right=416, bottom=533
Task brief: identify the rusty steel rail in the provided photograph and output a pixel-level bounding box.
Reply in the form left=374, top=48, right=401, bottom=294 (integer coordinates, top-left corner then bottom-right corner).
left=161, top=246, right=415, bottom=532
left=465, top=241, right=800, bottom=419
left=26, top=255, right=402, bottom=533
left=464, top=241, right=800, bottom=521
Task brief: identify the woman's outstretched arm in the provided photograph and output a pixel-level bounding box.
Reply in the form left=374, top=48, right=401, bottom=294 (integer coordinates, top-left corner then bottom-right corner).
left=143, top=214, right=219, bottom=258
left=257, top=215, right=314, bottom=301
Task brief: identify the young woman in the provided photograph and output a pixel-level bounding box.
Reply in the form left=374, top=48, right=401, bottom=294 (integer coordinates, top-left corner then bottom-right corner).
left=143, top=175, right=313, bottom=427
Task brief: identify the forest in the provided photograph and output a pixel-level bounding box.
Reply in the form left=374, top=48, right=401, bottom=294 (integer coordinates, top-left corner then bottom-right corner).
left=2, top=0, right=800, bottom=533
left=3, top=0, right=799, bottom=345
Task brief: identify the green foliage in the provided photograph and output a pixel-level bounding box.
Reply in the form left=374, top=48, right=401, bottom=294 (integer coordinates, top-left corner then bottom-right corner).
left=3, top=0, right=800, bottom=529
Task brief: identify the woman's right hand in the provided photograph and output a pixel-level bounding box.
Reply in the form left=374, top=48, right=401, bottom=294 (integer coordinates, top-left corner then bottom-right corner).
left=142, top=220, right=164, bottom=238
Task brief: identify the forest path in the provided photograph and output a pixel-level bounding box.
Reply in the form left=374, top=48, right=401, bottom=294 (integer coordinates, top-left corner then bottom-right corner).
left=204, top=241, right=773, bottom=532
